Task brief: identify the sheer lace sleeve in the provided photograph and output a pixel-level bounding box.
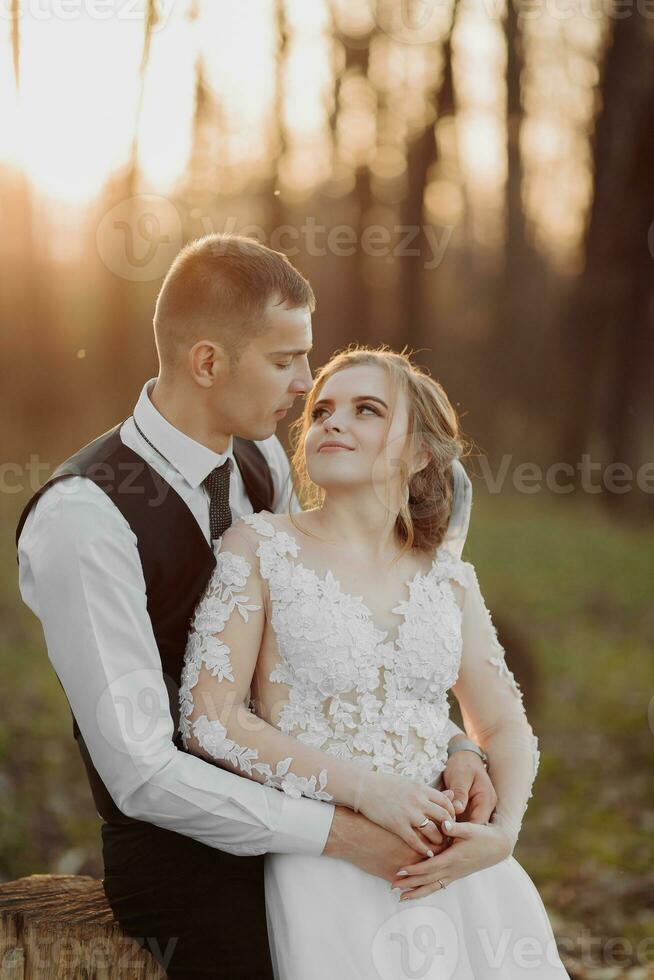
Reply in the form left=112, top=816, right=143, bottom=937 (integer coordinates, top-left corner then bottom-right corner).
left=451, top=563, right=541, bottom=848
left=179, top=522, right=368, bottom=807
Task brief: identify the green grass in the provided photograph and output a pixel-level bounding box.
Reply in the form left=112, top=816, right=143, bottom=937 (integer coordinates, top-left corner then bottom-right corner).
left=2, top=488, right=653, bottom=968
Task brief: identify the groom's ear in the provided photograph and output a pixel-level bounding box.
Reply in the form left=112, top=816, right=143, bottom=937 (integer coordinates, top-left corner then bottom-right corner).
left=189, top=339, right=231, bottom=386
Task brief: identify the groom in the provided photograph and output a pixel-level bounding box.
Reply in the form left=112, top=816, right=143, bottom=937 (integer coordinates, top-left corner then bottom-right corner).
left=16, top=234, right=496, bottom=979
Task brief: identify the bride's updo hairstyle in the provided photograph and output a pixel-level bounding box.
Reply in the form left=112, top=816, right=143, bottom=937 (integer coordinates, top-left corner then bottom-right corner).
left=289, top=345, right=470, bottom=555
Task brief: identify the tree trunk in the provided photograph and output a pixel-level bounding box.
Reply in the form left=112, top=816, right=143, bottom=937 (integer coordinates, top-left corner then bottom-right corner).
left=400, top=2, right=459, bottom=348
left=557, top=9, right=654, bottom=512
left=483, top=0, right=534, bottom=421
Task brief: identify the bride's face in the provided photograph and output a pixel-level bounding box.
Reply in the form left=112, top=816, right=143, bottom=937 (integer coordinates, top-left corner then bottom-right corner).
left=304, top=364, right=415, bottom=495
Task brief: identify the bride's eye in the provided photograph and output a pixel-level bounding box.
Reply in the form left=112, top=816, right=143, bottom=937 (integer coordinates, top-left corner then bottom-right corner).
left=276, top=361, right=293, bottom=370
left=310, top=403, right=380, bottom=421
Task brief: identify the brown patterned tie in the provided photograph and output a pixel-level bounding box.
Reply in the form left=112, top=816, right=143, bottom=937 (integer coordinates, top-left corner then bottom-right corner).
left=203, top=459, right=232, bottom=542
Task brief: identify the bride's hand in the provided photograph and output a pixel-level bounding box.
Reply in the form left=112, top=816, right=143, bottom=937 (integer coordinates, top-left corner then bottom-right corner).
left=355, top=770, right=458, bottom=856
left=390, top=820, right=515, bottom=899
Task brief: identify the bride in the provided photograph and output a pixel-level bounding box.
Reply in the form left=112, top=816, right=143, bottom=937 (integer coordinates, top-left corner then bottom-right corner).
left=179, top=347, right=570, bottom=979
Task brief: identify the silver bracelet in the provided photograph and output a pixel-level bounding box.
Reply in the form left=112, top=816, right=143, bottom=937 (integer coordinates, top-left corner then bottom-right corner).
left=447, top=737, right=489, bottom=768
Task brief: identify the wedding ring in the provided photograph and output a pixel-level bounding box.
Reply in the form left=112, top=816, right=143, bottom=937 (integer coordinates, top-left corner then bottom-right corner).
left=417, top=817, right=431, bottom=829
left=438, top=879, right=448, bottom=890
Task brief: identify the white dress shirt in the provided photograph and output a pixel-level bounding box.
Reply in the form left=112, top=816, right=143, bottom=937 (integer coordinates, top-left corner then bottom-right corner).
left=18, top=378, right=335, bottom=857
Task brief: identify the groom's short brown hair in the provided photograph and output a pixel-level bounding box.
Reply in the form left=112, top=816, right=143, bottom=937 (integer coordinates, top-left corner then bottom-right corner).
left=153, top=234, right=315, bottom=369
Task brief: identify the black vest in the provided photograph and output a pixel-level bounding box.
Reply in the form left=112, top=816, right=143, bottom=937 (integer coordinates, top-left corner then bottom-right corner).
left=15, top=421, right=275, bottom=825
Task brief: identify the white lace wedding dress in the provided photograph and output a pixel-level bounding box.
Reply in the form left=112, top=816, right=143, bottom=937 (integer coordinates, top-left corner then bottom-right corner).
left=180, top=512, right=570, bottom=979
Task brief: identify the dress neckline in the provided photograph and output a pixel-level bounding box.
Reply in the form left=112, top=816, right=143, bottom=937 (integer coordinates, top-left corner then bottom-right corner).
left=242, top=511, right=458, bottom=653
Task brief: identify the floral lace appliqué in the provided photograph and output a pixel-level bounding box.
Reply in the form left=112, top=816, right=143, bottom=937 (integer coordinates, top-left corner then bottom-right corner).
left=473, top=579, right=541, bottom=786
left=239, top=512, right=471, bottom=786
left=191, top=715, right=333, bottom=802
left=179, top=550, right=260, bottom=743
left=180, top=540, right=334, bottom=803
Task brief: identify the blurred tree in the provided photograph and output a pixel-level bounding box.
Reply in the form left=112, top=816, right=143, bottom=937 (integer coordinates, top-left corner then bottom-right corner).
left=91, top=0, right=161, bottom=419
left=10, top=0, right=19, bottom=89
left=559, top=8, right=654, bottom=513
left=482, top=0, right=544, bottom=436
left=0, top=0, right=53, bottom=442
left=186, top=58, right=223, bottom=202
left=400, top=5, right=460, bottom=348
left=504, top=0, right=526, bottom=277
left=327, top=3, right=375, bottom=344
left=265, top=0, right=290, bottom=239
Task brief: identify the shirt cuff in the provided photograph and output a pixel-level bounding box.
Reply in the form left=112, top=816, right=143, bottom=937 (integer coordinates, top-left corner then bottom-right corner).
left=270, top=794, right=336, bottom=855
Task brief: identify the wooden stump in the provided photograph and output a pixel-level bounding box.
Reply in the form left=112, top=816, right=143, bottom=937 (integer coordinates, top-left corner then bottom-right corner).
left=0, top=875, right=166, bottom=979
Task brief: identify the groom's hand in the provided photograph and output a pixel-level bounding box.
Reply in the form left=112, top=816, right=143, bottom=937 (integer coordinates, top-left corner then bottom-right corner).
left=322, top=806, right=449, bottom=884
left=442, top=748, right=497, bottom=824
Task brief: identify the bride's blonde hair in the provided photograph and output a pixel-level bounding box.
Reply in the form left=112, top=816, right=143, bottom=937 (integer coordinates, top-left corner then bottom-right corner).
left=288, top=345, right=470, bottom=555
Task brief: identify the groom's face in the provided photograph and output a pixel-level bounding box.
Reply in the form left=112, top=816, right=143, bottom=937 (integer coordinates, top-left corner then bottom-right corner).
left=217, top=297, right=314, bottom=441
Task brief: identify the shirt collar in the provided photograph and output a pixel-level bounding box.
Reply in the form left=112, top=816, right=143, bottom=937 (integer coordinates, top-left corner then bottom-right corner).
left=133, top=378, right=234, bottom=489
